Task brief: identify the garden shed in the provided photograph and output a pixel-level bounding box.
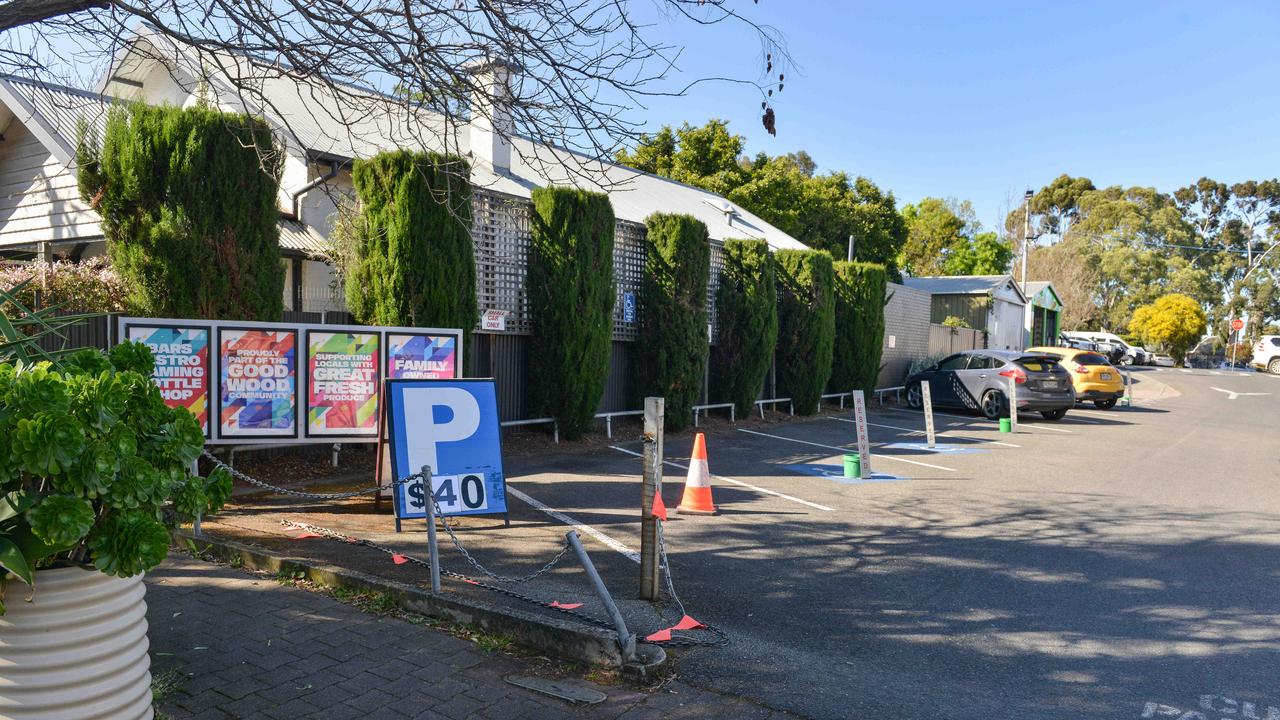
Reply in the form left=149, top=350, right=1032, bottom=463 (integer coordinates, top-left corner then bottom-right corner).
left=902, top=274, right=1028, bottom=351
left=1022, top=281, right=1063, bottom=348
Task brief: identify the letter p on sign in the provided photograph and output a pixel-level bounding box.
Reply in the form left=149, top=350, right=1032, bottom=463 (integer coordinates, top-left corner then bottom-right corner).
left=401, top=387, right=480, bottom=475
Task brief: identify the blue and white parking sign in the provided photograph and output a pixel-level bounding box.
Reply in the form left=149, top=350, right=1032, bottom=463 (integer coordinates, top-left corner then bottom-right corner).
left=386, top=379, right=508, bottom=519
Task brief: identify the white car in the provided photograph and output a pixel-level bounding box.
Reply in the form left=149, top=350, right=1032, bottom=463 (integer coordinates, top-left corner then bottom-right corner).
left=1253, top=335, right=1280, bottom=374
left=1154, top=355, right=1175, bottom=367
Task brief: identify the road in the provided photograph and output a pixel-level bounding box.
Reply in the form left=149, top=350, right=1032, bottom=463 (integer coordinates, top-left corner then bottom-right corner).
left=502, top=367, right=1280, bottom=719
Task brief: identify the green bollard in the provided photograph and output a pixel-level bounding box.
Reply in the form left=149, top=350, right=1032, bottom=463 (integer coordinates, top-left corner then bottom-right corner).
left=843, top=454, right=861, bottom=479
left=999, top=417, right=1012, bottom=433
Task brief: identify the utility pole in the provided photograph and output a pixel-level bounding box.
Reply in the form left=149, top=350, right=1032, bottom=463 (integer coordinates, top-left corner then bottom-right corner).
left=847, top=234, right=854, bottom=262
left=1021, top=189, right=1033, bottom=292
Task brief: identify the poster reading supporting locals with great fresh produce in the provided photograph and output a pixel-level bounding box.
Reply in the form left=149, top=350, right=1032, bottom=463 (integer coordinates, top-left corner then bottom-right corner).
left=386, top=333, right=457, bottom=379
left=306, top=331, right=379, bottom=436
left=219, top=328, right=297, bottom=437
left=127, top=325, right=211, bottom=436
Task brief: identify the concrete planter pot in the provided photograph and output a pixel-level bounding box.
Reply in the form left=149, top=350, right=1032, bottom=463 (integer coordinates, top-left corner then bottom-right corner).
left=0, top=566, right=153, bottom=720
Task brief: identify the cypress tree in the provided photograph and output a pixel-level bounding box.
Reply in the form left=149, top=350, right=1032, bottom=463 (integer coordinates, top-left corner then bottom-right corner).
left=711, top=238, right=777, bottom=419
left=527, top=187, right=616, bottom=439
left=346, top=151, right=476, bottom=338
left=637, top=214, right=710, bottom=431
left=830, top=261, right=888, bottom=394
left=775, top=249, right=836, bottom=415
left=78, top=104, right=283, bottom=320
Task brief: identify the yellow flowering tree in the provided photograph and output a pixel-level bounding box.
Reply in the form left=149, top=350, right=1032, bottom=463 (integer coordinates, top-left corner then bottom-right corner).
left=1130, top=294, right=1207, bottom=366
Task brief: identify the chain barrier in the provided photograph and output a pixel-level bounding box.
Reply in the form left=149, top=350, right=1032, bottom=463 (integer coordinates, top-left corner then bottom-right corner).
left=279, top=519, right=614, bottom=632
left=202, top=452, right=726, bottom=648
left=202, top=450, right=419, bottom=499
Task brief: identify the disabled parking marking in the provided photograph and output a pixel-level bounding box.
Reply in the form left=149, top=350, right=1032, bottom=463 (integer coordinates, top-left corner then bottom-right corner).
left=736, top=428, right=957, bottom=472
left=878, top=441, right=990, bottom=455
left=826, top=416, right=1021, bottom=448
left=781, top=463, right=906, bottom=484
left=505, top=486, right=641, bottom=563
left=609, top=445, right=836, bottom=512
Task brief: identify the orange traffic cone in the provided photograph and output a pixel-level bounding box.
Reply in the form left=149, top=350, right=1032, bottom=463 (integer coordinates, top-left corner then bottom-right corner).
left=677, top=433, right=717, bottom=515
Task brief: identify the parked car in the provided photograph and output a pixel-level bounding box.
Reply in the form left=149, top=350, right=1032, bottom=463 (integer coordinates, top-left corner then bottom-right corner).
left=905, top=350, right=1076, bottom=421
left=1058, top=335, right=1098, bottom=352
left=1129, top=345, right=1155, bottom=366
left=1027, top=346, right=1125, bottom=409
left=1154, top=354, right=1175, bottom=367
left=1062, top=331, right=1141, bottom=365
left=1252, top=335, right=1280, bottom=374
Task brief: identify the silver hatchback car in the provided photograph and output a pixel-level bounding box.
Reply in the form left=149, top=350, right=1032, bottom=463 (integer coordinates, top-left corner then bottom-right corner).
left=905, top=349, right=1076, bottom=421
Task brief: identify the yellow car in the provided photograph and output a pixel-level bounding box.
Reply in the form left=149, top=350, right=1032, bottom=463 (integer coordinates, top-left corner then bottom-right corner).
left=1026, top=346, right=1125, bottom=409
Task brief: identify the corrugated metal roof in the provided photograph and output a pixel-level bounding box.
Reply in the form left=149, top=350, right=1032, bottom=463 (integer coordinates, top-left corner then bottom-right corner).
left=0, top=75, right=120, bottom=162
left=903, top=275, right=1013, bottom=295
left=278, top=218, right=331, bottom=255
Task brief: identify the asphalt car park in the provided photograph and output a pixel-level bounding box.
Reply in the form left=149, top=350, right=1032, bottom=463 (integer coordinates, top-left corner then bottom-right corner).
left=490, top=367, right=1280, bottom=720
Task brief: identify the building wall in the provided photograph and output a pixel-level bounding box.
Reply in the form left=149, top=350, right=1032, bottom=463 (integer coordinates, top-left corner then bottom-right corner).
left=0, top=119, right=102, bottom=248
left=929, top=294, right=989, bottom=329
left=879, top=282, right=932, bottom=388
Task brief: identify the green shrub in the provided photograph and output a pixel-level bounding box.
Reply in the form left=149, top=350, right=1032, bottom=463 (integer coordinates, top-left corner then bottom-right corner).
left=711, top=239, right=777, bottom=418
left=942, top=315, right=971, bottom=329
left=830, top=261, right=887, bottom=394
left=775, top=249, right=835, bottom=415
left=527, top=187, right=616, bottom=439
left=637, top=214, right=710, bottom=431
left=344, top=151, right=476, bottom=339
left=78, top=104, right=283, bottom=320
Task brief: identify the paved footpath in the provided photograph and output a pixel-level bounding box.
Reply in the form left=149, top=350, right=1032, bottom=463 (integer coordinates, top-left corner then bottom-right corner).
left=146, top=556, right=795, bottom=720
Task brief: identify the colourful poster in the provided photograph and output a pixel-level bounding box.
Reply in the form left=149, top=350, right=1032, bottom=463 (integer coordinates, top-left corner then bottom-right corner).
left=307, top=331, right=379, bottom=436
left=127, top=325, right=210, bottom=436
left=386, top=333, right=457, bottom=379
left=219, top=328, right=297, bottom=437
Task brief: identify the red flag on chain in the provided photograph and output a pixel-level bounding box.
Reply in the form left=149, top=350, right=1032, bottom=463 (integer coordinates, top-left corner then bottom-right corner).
left=651, top=492, right=668, bottom=521
left=645, top=628, right=672, bottom=642
left=549, top=601, right=583, bottom=610
left=391, top=554, right=409, bottom=565
left=672, top=615, right=706, bottom=631
left=293, top=533, right=323, bottom=540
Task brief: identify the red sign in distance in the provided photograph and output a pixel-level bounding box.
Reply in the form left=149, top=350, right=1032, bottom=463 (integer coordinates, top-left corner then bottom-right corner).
left=1231, top=318, right=1245, bottom=331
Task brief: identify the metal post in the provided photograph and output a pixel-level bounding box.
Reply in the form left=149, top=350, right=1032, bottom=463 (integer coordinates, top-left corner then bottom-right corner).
left=421, top=465, right=441, bottom=594
left=847, top=234, right=854, bottom=262
left=1021, top=189, right=1033, bottom=293
left=852, top=390, right=872, bottom=481
left=1008, top=374, right=1019, bottom=433
left=921, top=381, right=936, bottom=448
left=640, top=397, right=663, bottom=601
left=189, top=459, right=202, bottom=538
left=566, top=531, right=636, bottom=661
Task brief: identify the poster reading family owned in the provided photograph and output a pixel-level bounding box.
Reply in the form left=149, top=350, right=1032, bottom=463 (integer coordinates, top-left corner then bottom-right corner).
left=306, top=331, right=379, bottom=436
left=126, top=324, right=211, bottom=436
left=219, top=328, right=298, bottom=437
left=386, top=333, right=457, bottom=379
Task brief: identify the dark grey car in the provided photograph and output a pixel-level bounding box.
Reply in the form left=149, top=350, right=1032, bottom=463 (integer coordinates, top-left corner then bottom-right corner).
left=905, top=350, right=1076, bottom=420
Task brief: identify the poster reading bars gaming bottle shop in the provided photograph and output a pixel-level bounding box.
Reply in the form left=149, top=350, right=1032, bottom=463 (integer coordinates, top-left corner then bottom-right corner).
left=126, top=325, right=211, bottom=437
left=219, top=328, right=298, bottom=437
left=385, top=333, right=457, bottom=379
left=306, top=331, right=379, bottom=436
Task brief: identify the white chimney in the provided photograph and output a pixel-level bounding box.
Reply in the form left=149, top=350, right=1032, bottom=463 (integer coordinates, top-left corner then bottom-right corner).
left=464, top=57, right=520, bottom=173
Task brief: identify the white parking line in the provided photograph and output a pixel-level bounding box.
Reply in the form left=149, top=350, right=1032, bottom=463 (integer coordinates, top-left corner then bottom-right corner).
left=826, top=416, right=1021, bottom=448
left=736, top=428, right=957, bottom=472
left=505, top=486, right=640, bottom=563
left=1180, top=368, right=1193, bottom=374
left=886, top=407, right=1074, bottom=434
left=609, top=445, right=836, bottom=512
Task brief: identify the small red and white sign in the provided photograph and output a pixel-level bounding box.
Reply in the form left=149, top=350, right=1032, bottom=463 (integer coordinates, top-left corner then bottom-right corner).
left=1231, top=318, right=1245, bottom=332
left=481, top=309, right=508, bottom=332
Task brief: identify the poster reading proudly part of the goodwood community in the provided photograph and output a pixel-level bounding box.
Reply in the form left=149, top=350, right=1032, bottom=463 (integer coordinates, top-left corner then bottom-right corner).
left=386, top=333, right=457, bottom=379
left=306, top=331, right=379, bottom=436
left=126, top=325, right=211, bottom=436
left=219, top=328, right=298, bottom=437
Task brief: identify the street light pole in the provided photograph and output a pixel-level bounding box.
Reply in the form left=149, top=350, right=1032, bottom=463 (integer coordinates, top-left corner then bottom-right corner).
left=1021, top=189, right=1033, bottom=292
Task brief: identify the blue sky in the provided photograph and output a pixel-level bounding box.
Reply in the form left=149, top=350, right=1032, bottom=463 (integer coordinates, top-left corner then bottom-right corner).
left=634, top=1, right=1280, bottom=231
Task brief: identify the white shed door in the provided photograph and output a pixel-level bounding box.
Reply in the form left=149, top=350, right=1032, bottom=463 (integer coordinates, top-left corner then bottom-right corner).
left=990, top=299, right=1025, bottom=350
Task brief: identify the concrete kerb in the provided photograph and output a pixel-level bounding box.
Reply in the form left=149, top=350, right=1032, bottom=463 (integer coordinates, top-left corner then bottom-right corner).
left=169, top=528, right=669, bottom=676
